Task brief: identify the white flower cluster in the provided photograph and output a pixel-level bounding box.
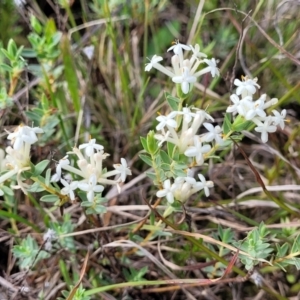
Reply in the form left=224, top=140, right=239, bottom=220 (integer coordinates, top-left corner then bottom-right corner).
left=145, top=41, right=219, bottom=94
left=157, top=172, right=213, bottom=204
left=51, top=139, right=131, bottom=202
left=227, top=76, right=286, bottom=143
left=154, top=108, right=218, bottom=203
left=0, top=125, right=44, bottom=195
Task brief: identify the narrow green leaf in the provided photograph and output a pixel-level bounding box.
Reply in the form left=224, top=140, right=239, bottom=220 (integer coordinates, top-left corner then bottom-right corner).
left=146, top=172, right=156, bottom=181
left=232, top=120, right=253, bottom=132
left=40, top=195, right=59, bottom=203
left=33, top=160, right=50, bottom=176
left=139, top=154, right=152, bottom=167
left=0, top=63, right=12, bottom=72
left=45, top=169, right=51, bottom=186
left=222, top=113, right=232, bottom=135
left=147, top=130, right=158, bottom=155
left=167, top=141, right=175, bottom=158
left=165, top=92, right=180, bottom=111
left=61, top=34, right=80, bottom=112
left=140, top=136, right=149, bottom=152
left=159, top=150, right=171, bottom=164
left=95, top=205, right=107, bottom=214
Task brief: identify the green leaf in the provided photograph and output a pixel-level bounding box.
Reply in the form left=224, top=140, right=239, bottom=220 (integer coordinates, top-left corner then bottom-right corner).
left=231, top=115, right=254, bottom=132
left=232, top=120, right=254, bottom=132
left=139, top=154, right=152, bottom=167
left=86, top=207, right=96, bottom=215
left=146, top=130, right=158, bottom=155
left=94, top=205, right=107, bottom=214
left=45, top=169, right=51, bottom=186
left=222, top=113, right=232, bottom=135
left=165, top=92, right=180, bottom=111
left=0, top=63, right=12, bottom=72
left=30, top=15, right=43, bottom=34
left=81, top=201, right=93, bottom=207
left=27, top=182, right=44, bottom=193
left=21, top=48, right=37, bottom=58
left=1, top=185, right=14, bottom=196
left=167, top=141, right=175, bottom=158
left=160, top=150, right=171, bottom=164
left=140, top=136, right=149, bottom=152
left=146, top=172, right=156, bottom=181
left=61, top=34, right=80, bottom=113
left=291, top=235, right=300, bottom=253
left=40, top=195, right=59, bottom=203
left=33, top=160, right=50, bottom=176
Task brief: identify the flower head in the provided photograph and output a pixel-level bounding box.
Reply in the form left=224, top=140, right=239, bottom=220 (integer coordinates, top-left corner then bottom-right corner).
left=172, top=67, right=196, bottom=94
left=78, top=174, right=104, bottom=202
left=113, top=158, right=132, bottom=182
left=79, top=138, right=104, bottom=157
left=156, top=179, right=176, bottom=204
left=254, top=116, right=277, bottom=143
left=145, top=55, right=163, bottom=72
left=234, top=77, right=260, bottom=97
left=60, top=179, right=78, bottom=201
left=7, top=125, right=43, bottom=150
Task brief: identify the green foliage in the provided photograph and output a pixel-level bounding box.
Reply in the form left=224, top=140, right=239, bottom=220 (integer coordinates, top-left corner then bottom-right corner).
left=0, top=38, right=26, bottom=77
left=0, top=1, right=299, bottom=299
left=27, top=16, right=62, bottom=61
left=166, top=92, right=180, bottom=111
left=49, top=214, right=75, bottom=252
left=123, top=266, right=148, bottom=282
left=0, top=87, right=13, bottom=109
left=80, top=195, right=108, bottom=215
left=234, top=223, right=273, bottom=270
left=57, top=284, right=91, bottom=300
left=13, top=235, right=50, bottom=270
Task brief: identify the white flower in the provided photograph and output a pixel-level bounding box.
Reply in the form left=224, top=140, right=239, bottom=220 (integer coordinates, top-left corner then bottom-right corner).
left=79, top=138, right=104, bottom=157
left=145, top=55, right=175, bottom=77
left=254, top=116, right=277, bottom=143
left=156, top=112, right=178, bottom=131
left=263, top=96, right=278, bottom=109
left=184, top=136, right=211, bottom=165
left=113, top=158, right=132, bottom=182
left=197, top=174, right=214, bottom=197
left=78, top=174, right=104, bottom=202
left=202, top=123, right=223, bottom=144
left=173, top=176, right=197, bottom=202
left=145, top=55, right=163, bottom=71
left=234, top=77, right=260, bottom=97
left=7, top=125, right=43, bottom=150
left=167, top=41, right=191, bottom=55
left=203, top=58, right=220, bottom=77
left=189, top=44, right=207, bottom=59
left=236, top=96, right=253, bottom=117
left=226, top=94, right=241, bottom=114
left=180, top=107, right=196, bottom=124
left=271, top=109, right=286, bottom=130
left=244, top=97, right=266, bottom=120
left=172, top=67, right=196, bottom=94
left=51, top=155, right=70, bottom=182
left=156, top=179, right=176, bottom=204
left=60, top=179, right=78, bottom=201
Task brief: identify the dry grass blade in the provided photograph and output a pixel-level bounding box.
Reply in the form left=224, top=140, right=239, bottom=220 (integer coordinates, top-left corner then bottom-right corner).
left=65, top=251, right=89, bottom=300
